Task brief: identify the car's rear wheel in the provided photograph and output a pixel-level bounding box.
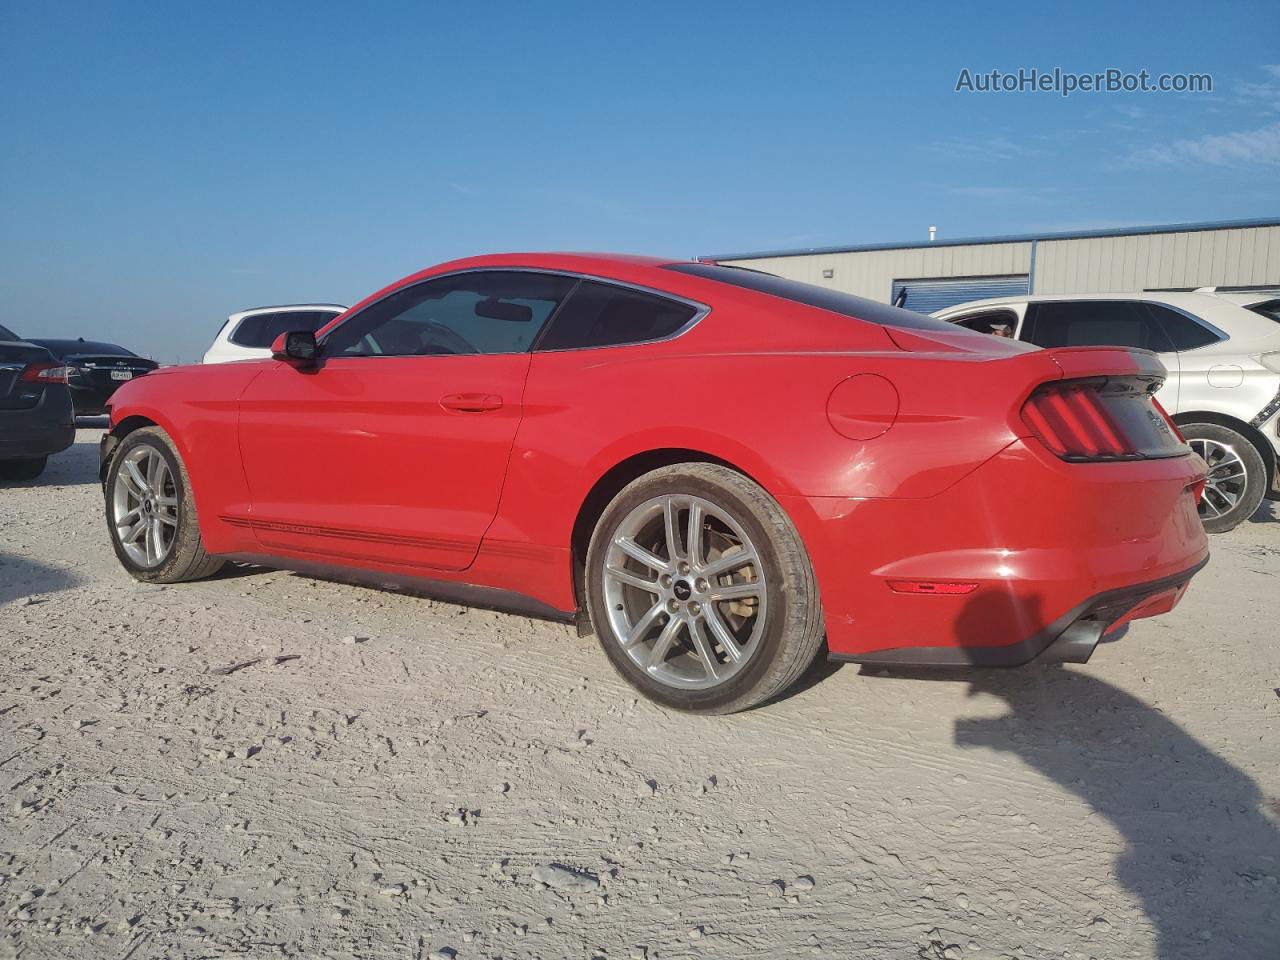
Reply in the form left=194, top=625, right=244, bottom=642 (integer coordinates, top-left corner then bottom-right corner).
left=0, top=457, right=47, bottom=481
left=105, top=426, right=225, bottom=582
left=1183, top=422, right=1267, bottom=533
left=585, top=463, right=824, bottom=714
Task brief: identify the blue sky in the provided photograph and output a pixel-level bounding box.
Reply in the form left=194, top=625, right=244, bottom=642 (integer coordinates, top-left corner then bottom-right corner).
left=1, top=1, right=1277, bottom=362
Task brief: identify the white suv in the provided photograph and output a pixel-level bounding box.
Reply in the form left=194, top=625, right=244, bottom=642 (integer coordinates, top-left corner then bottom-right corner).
left=933, top=291, right=1280, bottom=532
left=202, top=304, right=346, bottom=365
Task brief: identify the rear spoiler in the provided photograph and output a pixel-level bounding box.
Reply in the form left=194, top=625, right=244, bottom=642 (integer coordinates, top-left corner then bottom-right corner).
left=1044, top=346, right=1167, bottom=383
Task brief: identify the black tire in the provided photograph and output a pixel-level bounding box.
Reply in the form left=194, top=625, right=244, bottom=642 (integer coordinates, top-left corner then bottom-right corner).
left=0, top=457, right=47, bottom=481
left=585, top=463, right=824, bottom=714
left=1182, top=422, right=1267, bottom=534
left=104, top=426, right=225, bottom=582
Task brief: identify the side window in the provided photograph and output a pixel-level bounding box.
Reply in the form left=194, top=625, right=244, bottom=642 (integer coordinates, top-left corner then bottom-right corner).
left=231, top=310, right=338, bottom=348
left=323, top=272, right=576, bottom=357
left=535, top=280, right=698, bottom=351
left=1021, top=301, right=1173, bottom=352
left=951, top=310, right=1018, bottom=338
left=1143, top=303, right=1222, bottom=351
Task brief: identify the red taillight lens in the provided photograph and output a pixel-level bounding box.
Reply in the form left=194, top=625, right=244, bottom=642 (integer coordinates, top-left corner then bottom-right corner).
left=19, top=362, right=70, bottom=384
left=1022, top=381, right=1138, bottom=460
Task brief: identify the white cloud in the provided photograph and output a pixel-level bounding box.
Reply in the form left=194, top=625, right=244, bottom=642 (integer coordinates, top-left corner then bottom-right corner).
left=929, top=135, right=1039, bottom=162
left=1130, top=120, right=1280, bottom=168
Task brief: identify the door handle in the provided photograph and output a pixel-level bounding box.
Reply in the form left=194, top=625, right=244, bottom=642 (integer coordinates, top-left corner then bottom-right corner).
left=440, top=393, right=503, bottom=413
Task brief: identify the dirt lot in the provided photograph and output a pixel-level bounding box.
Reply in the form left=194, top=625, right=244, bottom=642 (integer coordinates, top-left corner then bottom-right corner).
left=1, top=428, right=1278, bottom=960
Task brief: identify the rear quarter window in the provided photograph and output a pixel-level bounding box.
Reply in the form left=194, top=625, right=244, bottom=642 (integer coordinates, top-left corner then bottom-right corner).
left=1144, top=303, right=1222, bottom=351
left=535, top=280, right=699, bottom=350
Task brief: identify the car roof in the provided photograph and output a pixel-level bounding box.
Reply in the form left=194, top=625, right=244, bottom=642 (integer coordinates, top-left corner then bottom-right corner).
left=932, top=290, right=1272, bottom=315
left=232, top=303, right=348, bottom=318
left=1200, top=290, right=1280, bottom=307
left=325, top=254, right=692, bottom=330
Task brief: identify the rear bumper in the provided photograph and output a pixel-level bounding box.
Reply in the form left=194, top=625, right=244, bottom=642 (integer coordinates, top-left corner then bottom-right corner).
left=0, top=389, right=75, bottom=460
left=785, top=438, right=1209, bottom=665
left=68, top=382, right=123, bottom=414
left=830, top=556, right=1206, bottom=667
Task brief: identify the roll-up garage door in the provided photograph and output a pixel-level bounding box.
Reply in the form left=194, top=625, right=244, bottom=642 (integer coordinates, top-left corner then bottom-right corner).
left=891, top=275, right=1030, bottom=315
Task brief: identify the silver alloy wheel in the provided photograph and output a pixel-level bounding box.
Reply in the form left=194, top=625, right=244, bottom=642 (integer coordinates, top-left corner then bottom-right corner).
left=1189, top=437, right=1248, bottom=519
left=112, top=446, right=179, bottom=568
left=602, top=494, right=767, bottom=690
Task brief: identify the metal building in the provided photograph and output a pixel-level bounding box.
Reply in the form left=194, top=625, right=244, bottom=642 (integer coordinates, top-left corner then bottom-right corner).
left=700, top=217, right=1280, bottom=315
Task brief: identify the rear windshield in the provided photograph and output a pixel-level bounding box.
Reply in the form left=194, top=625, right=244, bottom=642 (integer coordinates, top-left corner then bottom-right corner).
left=1247, top=298, right=1280, bottom=324
left=31, top=339, right=134, bottom=357
left=665, top=262, right=964, bottom=331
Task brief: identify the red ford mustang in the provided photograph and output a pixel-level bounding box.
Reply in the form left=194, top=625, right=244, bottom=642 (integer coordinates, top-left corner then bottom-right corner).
left=100, top=254, right=1209, bottom=713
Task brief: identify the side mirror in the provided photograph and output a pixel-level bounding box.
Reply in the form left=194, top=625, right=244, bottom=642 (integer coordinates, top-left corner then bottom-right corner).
left=270, top=330, right=319, bottom=365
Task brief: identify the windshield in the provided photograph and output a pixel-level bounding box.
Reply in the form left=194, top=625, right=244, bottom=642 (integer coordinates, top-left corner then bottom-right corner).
left=1247, top=299, right=1280, bottom=324
left=665, top=262, right=966, bottom=332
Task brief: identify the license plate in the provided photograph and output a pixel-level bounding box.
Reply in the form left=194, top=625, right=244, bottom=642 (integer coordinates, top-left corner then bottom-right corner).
left=110, top=370, right=133, bottom=381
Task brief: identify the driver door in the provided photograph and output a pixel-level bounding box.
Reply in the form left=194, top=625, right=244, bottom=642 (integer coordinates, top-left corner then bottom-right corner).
left=235, top=270, right=576, bottom=572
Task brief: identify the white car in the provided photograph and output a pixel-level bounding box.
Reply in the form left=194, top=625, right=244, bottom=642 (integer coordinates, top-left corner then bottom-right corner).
left=202, top=304, right=346, bottom=365
left=933, top=291, right=1280, bottom=532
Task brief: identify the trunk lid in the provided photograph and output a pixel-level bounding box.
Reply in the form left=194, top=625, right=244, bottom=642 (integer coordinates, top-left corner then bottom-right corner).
left=65, top=354, right=158, bottom=391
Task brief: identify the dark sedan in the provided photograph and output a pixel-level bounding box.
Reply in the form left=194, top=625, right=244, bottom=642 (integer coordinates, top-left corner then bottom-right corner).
left=29, top=339, right=158, bottom=416
left=0, top=323, right=75, bottom=480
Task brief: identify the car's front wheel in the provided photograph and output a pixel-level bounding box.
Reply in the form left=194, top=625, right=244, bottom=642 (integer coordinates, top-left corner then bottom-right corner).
left=1182, top=422, right=1267, bottom=533
left=585, top=463, right=824, bottom=714
left=105, top=426, right=225, bottom=582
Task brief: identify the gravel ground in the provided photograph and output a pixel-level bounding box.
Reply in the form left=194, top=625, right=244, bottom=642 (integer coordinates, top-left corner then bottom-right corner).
left=1, top=428, right=1278, bottom=960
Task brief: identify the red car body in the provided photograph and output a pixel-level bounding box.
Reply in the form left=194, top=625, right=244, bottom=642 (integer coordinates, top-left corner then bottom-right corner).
left=103, top=253, right=1208, bottom=666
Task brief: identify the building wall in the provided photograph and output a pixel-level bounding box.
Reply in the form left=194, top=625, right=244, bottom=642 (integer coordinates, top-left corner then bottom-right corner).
left=721, top=242, right=1032, bottom=300
left=1034, top=224, right=1280, bottom=293
left=717, top=224, right=1280, bottom=302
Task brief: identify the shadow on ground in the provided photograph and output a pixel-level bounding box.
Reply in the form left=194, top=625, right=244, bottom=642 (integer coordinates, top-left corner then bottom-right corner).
left=0, top=551, right=83, bottom=606
left=948, top=590, right=1279, bottom=958
left=1250, top=499, right=1278, bottom=524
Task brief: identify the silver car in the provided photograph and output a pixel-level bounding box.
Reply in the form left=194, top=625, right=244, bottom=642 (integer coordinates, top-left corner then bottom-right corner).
left=934, top=290, right=1280, bottom=532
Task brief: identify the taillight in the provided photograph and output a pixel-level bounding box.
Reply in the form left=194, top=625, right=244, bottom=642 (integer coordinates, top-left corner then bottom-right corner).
left=1022, top=377, right=1186, bottom=462
left=1022, top=380, right=1138, bottom=460
left=20, top=362, right=70, bottom=384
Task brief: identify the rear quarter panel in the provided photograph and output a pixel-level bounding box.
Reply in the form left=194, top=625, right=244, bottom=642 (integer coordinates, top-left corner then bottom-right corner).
left=492, top=330, right=1066, bottom=553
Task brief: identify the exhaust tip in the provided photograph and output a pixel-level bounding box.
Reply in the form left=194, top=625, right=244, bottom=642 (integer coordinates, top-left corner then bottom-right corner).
left=1039, top=620, right=1106, bottom=664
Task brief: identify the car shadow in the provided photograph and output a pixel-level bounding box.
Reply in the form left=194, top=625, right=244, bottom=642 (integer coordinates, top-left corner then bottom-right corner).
left=945, top=591, right=1277, bottom=956
left=1249, top=499, right=1278, bottom=524
left=0, top=551, right=82, bottom=606
left=957, top=667, right=1279, bottom=957
left=838, top=589, right=1278, bottom=956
